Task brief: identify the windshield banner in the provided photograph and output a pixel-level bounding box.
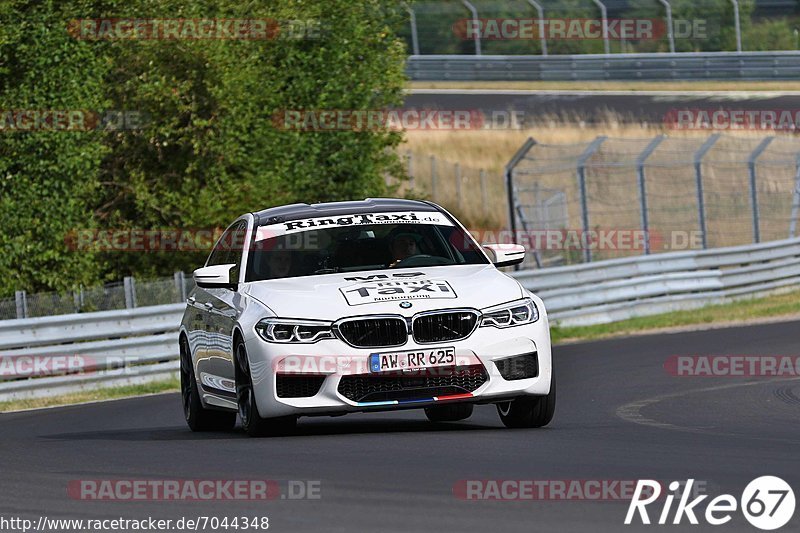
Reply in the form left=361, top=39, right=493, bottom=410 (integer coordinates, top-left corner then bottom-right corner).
left=255, top=211, right=453, bottom=241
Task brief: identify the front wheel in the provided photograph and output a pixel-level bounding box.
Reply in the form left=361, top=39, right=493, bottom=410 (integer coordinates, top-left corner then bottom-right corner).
left=180, top=337, right=236, bottom=432
left=235, top=341, right=297, bottom=437
left=496, top=373, right=556, bottom=428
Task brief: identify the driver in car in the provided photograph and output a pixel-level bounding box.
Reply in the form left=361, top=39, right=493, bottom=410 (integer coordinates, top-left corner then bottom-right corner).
left=389, top=232, right=423, bottom=266
left=266, top=250, right=293, bottom=278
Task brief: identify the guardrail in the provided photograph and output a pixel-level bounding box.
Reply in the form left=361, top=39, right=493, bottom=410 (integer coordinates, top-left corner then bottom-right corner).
left=0, top=304, right=183, bottom=401
left=2, top=237, right=799, bottom=400
left=406, top=51, right=800, bottom=81
left=514, top=237, right=800, bottom=326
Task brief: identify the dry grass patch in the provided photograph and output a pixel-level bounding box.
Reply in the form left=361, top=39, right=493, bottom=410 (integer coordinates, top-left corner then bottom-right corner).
left=400, top=122, right=799, bottom=235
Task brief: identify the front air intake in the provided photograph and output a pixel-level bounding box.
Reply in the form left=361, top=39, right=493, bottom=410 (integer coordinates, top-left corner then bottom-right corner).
left=276, top=374, right=326, bottom=398
left=494, top=353, right=539, bottom=381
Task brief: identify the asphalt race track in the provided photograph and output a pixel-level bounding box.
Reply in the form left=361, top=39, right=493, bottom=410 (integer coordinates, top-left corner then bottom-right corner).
left=405, top=89, right=800, bottom=127
left=1, top=320, right=798, bottom=532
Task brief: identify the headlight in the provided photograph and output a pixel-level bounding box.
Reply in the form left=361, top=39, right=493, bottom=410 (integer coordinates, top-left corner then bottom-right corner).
left=255, top=318, right=334, bottom=343
left=480, top=298, right=539, bottom=328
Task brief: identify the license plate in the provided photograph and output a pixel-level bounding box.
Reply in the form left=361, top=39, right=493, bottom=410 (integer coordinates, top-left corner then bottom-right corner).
left=369, top=347, right=456, bottom=373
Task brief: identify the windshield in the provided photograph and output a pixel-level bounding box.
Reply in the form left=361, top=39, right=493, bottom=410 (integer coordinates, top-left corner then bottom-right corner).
left=245, top=211, right=488, bottom=281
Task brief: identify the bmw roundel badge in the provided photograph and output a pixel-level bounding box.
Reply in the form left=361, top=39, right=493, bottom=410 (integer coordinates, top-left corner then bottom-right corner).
left=399, top=301, right=412, bottom=309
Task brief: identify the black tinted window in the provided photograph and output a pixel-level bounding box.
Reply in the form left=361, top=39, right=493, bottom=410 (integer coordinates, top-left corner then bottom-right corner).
left=246, top=221, right=487, bottom=282
left=207, top=220, right=247, bottom=281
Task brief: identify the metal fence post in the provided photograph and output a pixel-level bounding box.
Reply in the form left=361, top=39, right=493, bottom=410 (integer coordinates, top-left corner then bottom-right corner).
left=504, top=137, right=538, bottom=247
left=790, top=154, right=800, bottom=238
left=590, top=0, right=610, bottom=55
left=455, top=163, right=462, bottom=210
left=658, top=0, right=675, bottom=53
left=525, top=0, right=547, bottom=56
left=747, top=136, right=773, bottom=243
left=15, top=290, right=27, bottom=319
left=461, top=0, right=481, bottom=55
left=407, top=150, right=415, bottom=190
left=730, top=0, right=743, bottom=52
left=636, top=134, right=666, bottom=254
left=123, top=276, right=137, bottom=309
left=480, top=169, right=489, bottom=217
left=406, top=5, right=420, bottom=55
left=430, top=155, right=438, bottom=201
left=693, top=133, right=721, bottom=250
left=174, top=271, right=187, bottom=302
left=576, top=136, right=608, bottom=263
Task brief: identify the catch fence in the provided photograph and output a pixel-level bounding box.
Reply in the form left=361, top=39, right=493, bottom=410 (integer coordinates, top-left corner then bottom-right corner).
left=506, top=134, right=800, bottom=268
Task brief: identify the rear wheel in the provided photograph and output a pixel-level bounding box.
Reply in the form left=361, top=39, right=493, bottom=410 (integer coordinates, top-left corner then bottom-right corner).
left=424, top=403, right=474, bottom=422
left=235, top=340, right=297, bottom=437
left=180, top=337, right=236, bottom=432
left=496, top=373, right=556, bottom=429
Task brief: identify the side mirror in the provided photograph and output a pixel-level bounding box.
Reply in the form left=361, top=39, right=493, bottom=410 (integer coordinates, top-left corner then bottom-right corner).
left=483, top=244, right=526, bottom=268
left=193, top=264, right=237, bottom=289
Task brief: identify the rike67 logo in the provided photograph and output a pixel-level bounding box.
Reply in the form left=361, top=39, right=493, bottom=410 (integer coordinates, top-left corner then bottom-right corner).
left=626, top=477, right=795, bottom=530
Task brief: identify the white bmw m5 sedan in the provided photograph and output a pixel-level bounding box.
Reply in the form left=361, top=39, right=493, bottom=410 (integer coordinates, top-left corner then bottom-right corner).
left=179, top=198, right=554, bottom=436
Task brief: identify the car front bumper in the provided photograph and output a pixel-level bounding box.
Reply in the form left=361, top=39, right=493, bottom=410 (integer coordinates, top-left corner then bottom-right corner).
left=243, top=316, right=553, bottom=419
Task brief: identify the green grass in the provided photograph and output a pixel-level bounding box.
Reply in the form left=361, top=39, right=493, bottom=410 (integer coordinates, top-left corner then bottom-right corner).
left=0, top=377, right=180, bottom=413
left=550, top=290, right=800, bottom=344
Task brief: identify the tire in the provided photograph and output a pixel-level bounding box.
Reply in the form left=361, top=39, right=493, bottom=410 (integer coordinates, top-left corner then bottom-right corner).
left=180, top=337, right=236, bottom=432
left=496, top=372, right=556, bottom=429
left=424, top=403, right=474, bottom=422
left=235, top=340, right=297, bottom=437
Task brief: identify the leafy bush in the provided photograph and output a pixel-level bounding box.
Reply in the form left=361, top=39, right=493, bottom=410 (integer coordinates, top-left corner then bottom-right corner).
left=0, top=0, right=408, bottom=295
left=0, top=0, right=110, bottom=294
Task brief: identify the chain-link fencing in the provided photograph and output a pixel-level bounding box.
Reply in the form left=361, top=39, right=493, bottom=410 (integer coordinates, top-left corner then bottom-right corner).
left=1, top=274, right=194, bottom=321
left=395, top=150, right=507, bottom=228
left=508, top=134, right=800, bottom=268
left=401, top=0, right=789, bottom=56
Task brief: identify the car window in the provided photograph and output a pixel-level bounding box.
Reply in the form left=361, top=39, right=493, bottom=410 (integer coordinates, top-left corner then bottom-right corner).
left=207, top=220, right=247, bottom=282
left=245, top=211, right=487, bottom=282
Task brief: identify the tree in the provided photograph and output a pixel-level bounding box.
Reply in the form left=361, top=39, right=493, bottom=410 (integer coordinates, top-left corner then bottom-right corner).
left=0, top=0, right=409, bottom=293
left=0, top=0, right=110, bottom=295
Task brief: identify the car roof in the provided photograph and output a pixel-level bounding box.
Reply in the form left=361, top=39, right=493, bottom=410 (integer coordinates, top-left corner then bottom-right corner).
left=251, top=198, right=440, bottom=225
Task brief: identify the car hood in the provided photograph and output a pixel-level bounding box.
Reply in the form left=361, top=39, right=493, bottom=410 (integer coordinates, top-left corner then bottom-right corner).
left=242, top=264, right=525, bottom=320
